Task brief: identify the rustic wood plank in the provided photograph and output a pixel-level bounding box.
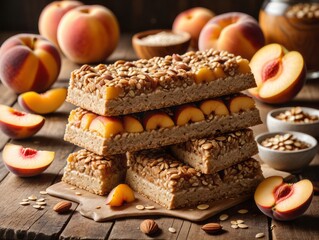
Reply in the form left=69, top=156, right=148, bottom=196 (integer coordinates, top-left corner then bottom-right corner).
left=0, top=101, right=77, bottom=240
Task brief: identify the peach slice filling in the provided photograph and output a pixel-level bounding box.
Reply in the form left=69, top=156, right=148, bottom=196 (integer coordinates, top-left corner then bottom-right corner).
left=106, top=184, right=135, bottom=207
left=195, top=67, right=225, bottom=83
left=76, top=95, right=255, bottom=137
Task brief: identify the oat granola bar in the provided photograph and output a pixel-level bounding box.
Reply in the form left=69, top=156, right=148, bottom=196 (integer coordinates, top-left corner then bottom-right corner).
left=67, top=49, right=255, bottom=116
left=170, top=129, right=258, bottom=174
left=126, top=149, right=263, bottom=209
left=64, top=99, right=261, bottom=156
left=62, top=149, right=127, bottom=195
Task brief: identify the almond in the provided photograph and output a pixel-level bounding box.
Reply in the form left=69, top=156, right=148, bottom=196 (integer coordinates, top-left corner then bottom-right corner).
left=140, top=219, right=159, bottom=235
left=201, top=223, right=223, bottom=234
left=53, top=201, right=72, bottom=213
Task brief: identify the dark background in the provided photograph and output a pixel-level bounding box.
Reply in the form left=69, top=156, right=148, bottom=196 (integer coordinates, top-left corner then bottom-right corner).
left=0, top=0, right=264, bottom=33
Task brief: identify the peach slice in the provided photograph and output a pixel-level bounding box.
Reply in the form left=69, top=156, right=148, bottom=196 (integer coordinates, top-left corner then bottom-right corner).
left=2, top=143, right=55, bottom=177
left=18, top=88, right=67, bottom=114
left=195, top=67, right=226, bottom=83
left=229, top=95, right=255, bottom=113
left=89, top=116, right=124, bottom=138
left=106, top=184, right=135, bottom=207
left=0, top=104, right=45, bottom=139
left=174, top=104, right=205, bottom=126
left=199, top=99, right=229, bottom=116
left=123, top=115, right=144, bottom=133
left=254, top=176, right=313, bottom=221
left=143, top=111, right=174, bottom=130
left=248, top=43, right=306, bottom=104
left=80, top=113, right=97, bottom=130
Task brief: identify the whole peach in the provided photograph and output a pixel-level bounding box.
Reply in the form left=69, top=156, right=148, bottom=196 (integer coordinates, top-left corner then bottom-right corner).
left=0, top=34, right=61, bottom=93
left=173, top=7, right=215, bottom=49
left=198, top=12, right=265, bottom=60
left=57, top=5, right=120, bottom=64
left=38, top=0, right=83, bottom=48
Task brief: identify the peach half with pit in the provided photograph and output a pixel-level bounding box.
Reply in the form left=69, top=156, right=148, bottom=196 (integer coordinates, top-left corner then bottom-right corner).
left=248, top=43, right=306, bottom=104
left=18, top=88, right=67, bottom=115
left=2, top=143, right=55, bottom=177
left=254, top=176, right=313, bottom=221
left=106, top=184, right=135, bottom=207
left=0, top=104, right=45, bottom=139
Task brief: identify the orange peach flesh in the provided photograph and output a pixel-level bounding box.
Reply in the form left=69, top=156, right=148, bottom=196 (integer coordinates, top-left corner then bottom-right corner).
left=254, top=176, right=283, bottom=207
left=200, top=100, right=229, bottom=116
left=89, top=116, right=124, bottom=138
left=229, top=96, right=255, bottom=113
left=123, top=116, right=144, bottom=133
left=175, top=106, right=205, bottom=125
left=106, top=184, right=135, bottom=207
left=144, top=112, right=174, bottom=130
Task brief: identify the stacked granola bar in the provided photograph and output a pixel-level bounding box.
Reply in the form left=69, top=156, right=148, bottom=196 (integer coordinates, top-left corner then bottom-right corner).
left=62, top=49, right=263, bottom=209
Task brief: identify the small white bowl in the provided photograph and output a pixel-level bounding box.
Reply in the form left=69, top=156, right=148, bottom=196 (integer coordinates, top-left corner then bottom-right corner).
left=256, top=131, right=318, bottom=173
left=267, top=107, right=319, bottom=138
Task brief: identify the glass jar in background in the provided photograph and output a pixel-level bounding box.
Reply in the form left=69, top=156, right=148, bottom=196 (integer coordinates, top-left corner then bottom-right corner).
left=260, top=0, right=319, bottom=79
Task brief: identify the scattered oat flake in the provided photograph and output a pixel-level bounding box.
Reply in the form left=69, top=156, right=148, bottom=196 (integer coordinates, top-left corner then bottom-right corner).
left=39, top=191, right=47, bottom=195
left=231, top=224, right=238, bottom=229
left=96, top=206, right=101, bottom=209
left=28, top=195, right=37, bottom=201
left=37, top=198, right=45, bottom=202
left=219, top=214, right=229, bottom=221
left=75, top=192, right=82, bottom=196
left=236, top=219, right=244, bottom=224
left=145, top=205, right=155, bottom=210
left=197, top=204, right=209, bottom=210
left=22, top=198, right=29, bottom=202
left=238, top=209, right=248, bottom=214
left=33, top=205, right=42, bottom=209
left=70, top=187, right=76, bottom=190
left=36, top=202, right=46, bottom=206
left=238, top=223, right=248, bottom=229
left=20, top=202, right=30, bottom=206
left=255, top=232, right=265, bottom=238
left=168, top=227, right=176, bottom=233
left=136, top=205, right=145, bottom=210
left=231, top=220, right=237, bottom=225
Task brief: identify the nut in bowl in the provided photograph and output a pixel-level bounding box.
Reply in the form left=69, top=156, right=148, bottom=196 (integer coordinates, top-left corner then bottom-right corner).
left=267, top=107, right=319, bottom=138
left=256, top=131, right=318, bottom=173
left=132, top=29, right=191, bottom=59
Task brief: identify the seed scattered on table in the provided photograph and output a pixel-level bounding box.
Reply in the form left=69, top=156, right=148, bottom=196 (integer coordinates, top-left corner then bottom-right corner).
left=231, top=224, right=239, bottom=229
left=236, top=219, right=244, bottom=224
left=136, top=205, right=145, bottom=210
left=168, top=227, right=176, bottom=233
left=75, top=192, right=82, bottom=196
left=255, top=232, right=265, bottom=238
left=39, top=191, right=47, bottom=195
left=145, top=205, right=155, bottom=210
left=28, top=195, right=37, bottom=201
left=219, top=214, right=229, bottom=221
left=231, top=220, right=237, bottom=225
left=20, top=202, right=30, bottom=206
left=22, top=198, right=29, bottom=202
left=70, top=187, right=76, bottom=190
left=238, top=223, right=248, bottom=229
left=37, top=198, right=45, bottom=202
left=197, top=204, right=209, bottom=210
left=36, top=202, right=46, bottom=206
left=238, top=209, right=248, bottom=214
left=33, top=204, right=42, bottom=209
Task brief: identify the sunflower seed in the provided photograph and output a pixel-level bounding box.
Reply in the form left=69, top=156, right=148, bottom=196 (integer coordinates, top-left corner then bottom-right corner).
left=219, top=214, right=229, bottom=221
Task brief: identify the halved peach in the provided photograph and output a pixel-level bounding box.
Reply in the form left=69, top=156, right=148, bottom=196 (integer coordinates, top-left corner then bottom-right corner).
left=254, top=176, right=313, bottom=221
left=2, top=143, right=55, bottom=177
left=199, top=99, right=229, bottom=116
left=89, top=116, right=124, bottom=138
left=248, top=43, right=306, bottom=104
left=143, top=111, right=174, bottom=130
left=228, top=95, right=255, bottom=113
left=0, top=104, right=45, bottom=139
left=174, top=104, right=205, bottom=126
left=123, top=115, right=144, bottom=133
left=106, top=184, right=135, bottom=207
left=18, top=88, right=67, bottom=114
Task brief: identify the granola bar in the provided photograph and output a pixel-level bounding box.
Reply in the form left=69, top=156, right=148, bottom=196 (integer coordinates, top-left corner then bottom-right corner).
left=62, top=149, right=127, bottom=195
left=126, top=149, right=263, bottom=209
left=64, top=99, right=261, bottom=155
left=67, top=49, right=256, bottom=116
left=170, top=129, right=258, bottom=174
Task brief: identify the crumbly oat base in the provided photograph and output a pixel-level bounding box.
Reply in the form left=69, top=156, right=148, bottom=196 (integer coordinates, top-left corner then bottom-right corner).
left=67, top=49, right=256, bottom=116
left=62, top=149, right=127, bottom=195
left=170, top=129, right=258, bottom=174
left=64, top=108, right=261, bottom=156
left=126, top=149, right=263, bottom=209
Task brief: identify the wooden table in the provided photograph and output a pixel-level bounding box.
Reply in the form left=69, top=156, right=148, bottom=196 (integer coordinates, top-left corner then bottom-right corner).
left=0, top=33, right=318, bottom=240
